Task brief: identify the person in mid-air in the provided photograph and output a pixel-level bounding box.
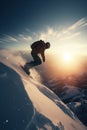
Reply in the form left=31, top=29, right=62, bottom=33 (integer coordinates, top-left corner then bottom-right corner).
left=24, top=40, right=50, bottom=73
left=30, top=40, right=50, bottom=66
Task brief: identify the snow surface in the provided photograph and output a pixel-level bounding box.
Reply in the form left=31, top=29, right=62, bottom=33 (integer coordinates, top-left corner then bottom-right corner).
left=0, top=49, right=87, bottom=130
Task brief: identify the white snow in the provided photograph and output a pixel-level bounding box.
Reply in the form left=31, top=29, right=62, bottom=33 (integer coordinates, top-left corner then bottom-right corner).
left=0, top=49, right=86, bottom=130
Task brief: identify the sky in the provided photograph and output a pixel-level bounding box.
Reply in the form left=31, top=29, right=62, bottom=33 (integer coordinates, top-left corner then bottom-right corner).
left=0, top=0, right=87, bottom=54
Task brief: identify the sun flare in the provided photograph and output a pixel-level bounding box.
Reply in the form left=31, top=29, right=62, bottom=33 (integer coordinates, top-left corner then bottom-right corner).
left=63, top=52, right=72, bottom=62
left=47, top=49, right=84, bottom=77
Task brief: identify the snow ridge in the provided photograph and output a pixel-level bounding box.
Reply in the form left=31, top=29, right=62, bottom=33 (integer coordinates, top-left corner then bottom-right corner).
left=0, top=50, right=86, bottom=130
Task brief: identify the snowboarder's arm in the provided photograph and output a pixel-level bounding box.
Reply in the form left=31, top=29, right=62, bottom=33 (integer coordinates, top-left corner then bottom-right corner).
left=41, top=52, right=45, bottom=62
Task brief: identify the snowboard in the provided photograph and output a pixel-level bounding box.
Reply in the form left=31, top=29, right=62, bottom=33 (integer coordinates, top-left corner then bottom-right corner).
left=20, top=61, right=36, bottom=75
left=20, top=65, right=30, bottom=75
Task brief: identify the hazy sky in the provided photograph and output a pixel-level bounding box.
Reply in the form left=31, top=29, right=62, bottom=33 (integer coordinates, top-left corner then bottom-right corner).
left=0, top=0, right=87, bottom=52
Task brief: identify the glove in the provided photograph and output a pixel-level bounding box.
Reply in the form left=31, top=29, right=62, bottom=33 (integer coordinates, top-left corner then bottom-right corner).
left=43, top=59, right=45, bottom=62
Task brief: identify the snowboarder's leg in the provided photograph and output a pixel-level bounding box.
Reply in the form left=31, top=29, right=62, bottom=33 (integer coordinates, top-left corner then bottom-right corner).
left=31, top=52, right=42, bottom=66
left=24, top=53, right=41, bottom=71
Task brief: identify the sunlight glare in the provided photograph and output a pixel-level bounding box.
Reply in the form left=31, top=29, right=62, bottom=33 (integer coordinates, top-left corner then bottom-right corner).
left=63, top=52, right=72, bottom=62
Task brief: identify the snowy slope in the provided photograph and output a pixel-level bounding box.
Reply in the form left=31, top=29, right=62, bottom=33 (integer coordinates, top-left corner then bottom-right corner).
left=0, top=50, right=86, bottom=130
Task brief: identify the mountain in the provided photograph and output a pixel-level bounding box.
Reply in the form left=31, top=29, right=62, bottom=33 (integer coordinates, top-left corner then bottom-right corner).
left=40, top=70, right=87, bottom=126
left=0, top=49, right=86, bottom=130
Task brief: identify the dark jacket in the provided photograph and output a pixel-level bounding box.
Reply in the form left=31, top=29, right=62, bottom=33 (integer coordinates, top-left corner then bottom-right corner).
left=31, top=40, right=46, bottom=61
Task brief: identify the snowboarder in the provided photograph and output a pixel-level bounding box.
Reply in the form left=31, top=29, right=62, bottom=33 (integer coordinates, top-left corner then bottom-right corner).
left=24, top=40, right=50, bottom=74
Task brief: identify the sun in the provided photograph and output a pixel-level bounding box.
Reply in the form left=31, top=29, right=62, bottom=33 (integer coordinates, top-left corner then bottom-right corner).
left=63, top=52, right=72, bottom=62
left=48, top=49, right=82, bottom=77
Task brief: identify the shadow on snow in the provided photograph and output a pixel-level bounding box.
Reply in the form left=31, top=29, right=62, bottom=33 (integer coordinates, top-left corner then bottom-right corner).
left=0, top=62, right=34, bottom=130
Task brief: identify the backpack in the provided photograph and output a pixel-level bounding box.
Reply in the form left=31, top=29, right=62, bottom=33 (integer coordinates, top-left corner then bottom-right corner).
left=31, top=40, right=45, bottom=49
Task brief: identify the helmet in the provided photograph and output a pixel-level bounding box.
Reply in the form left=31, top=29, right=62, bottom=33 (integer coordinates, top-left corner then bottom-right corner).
left=46, top=42, right=50, bottom=48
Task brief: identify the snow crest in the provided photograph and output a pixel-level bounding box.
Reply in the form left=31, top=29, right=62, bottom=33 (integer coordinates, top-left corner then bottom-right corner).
left=0, top=50, right=86, bottom=130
